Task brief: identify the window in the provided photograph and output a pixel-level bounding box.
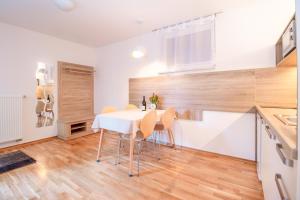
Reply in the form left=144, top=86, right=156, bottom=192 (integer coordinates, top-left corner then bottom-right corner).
left=159, top=15, right=216, bottom=73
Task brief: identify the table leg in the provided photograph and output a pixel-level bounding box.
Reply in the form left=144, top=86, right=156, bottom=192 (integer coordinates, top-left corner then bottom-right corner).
left=129, top=130, right=136, bottom=177
left=96, top=128, right=104, bottom=162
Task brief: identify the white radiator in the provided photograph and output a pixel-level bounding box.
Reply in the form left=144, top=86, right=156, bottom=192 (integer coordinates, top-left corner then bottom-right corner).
left=0, top=95, right=23, bottom=144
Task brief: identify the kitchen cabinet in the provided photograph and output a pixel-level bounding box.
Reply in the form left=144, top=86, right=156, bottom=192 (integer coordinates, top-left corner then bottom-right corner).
left=273, top=138, right=297, bottom=200
left=259, top=113, right=298, bottom=200
left=275, top=15, right=297, bottom=67
left=261, top=123, right=281, bottom=200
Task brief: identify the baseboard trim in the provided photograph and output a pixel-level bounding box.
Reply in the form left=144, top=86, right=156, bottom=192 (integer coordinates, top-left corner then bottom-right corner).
left=0, top=136, right=57, bottom=153
left=176, top=145, right=256, bottom=163
left=147, top=138, right=255, bottom=163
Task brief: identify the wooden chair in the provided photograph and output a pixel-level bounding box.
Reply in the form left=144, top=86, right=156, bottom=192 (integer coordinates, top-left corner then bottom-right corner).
left=101, top=106, right=117, bottom=114
left=153, top=108, right=176, bottom=158
left=125, top=104, right=138, bottom=110
left=116, top=110, right=157, bottom=176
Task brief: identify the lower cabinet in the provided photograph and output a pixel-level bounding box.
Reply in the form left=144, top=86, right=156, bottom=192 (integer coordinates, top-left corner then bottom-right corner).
left=260, top=115, right=297, bottom=200
left=57, top=117, right=94, bottom=140
left=273, top=140, right=297, bottom=200
left=261, top=123, right=281, bottom=200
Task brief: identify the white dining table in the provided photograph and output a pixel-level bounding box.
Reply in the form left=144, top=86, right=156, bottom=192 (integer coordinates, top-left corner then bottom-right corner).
left=92, top=109, right=165, bottom=176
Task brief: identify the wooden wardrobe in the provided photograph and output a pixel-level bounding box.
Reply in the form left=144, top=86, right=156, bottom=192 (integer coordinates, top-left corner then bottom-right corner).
left=57, top=61, right=95, bottom=140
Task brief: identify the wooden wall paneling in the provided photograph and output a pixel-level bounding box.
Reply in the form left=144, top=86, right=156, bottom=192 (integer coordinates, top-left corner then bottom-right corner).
left=277, top=49, right=297, bottom=67
left=255, top=67, right=297, bottom=108
left=129, top=69, right=256, bottom=120
left=129, top=67, right=297, bottom=120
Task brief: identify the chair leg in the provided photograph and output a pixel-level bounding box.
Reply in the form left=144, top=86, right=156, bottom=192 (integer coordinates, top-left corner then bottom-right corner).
left=137, top=141, right=142, bottom=176
left=157, top=131, right=161, bottom=160
left=152, top=131, right=156, bottom=146
left=152, top=132, right=156, bottom=157
left=115, top=137, right=122, bottom=165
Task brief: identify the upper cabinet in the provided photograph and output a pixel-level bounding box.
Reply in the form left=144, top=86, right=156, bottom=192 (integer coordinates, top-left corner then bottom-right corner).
left=276, top=15, right=297, bottom=67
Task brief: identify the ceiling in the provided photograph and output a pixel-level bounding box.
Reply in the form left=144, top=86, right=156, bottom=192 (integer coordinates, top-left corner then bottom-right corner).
left=0, top=0, right=252, bottom=47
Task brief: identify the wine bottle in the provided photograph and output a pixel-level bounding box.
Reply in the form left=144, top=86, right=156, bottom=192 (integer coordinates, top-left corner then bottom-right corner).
left=142, top=96, right=146, bottom=111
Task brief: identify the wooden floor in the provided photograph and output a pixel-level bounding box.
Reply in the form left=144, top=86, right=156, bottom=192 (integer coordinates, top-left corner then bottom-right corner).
left=0, top=133, right=264, bottom=200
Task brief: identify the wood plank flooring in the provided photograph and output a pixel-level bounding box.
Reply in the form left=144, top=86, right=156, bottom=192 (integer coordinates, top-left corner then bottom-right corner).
left=0, top=133, right=264, bottom=200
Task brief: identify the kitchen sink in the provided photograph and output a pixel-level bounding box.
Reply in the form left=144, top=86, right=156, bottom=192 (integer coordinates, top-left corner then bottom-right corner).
left=274, top=114, right=297, bottom=126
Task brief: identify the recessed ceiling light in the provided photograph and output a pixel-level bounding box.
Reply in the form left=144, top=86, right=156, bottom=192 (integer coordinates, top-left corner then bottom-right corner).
left=54, top=0, right=76, bottom=12
left=132, top=47, right=145, bottom=59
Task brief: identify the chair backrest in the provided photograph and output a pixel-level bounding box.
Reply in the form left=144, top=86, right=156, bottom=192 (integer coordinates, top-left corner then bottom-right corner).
left=35, top=86, right=44, bottom=99
left=140, top=110, right=157, bottom=138
left=125, top=104, right=138, bottom=110
left=102, top=106, right=117, bottom=114
left=161, top=107, right=176, bottom=129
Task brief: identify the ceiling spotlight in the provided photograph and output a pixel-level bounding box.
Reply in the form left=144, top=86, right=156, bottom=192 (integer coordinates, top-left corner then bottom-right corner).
left=54, top=0, right=76, bottom=12
left=131, top=47, right=146, bottom=59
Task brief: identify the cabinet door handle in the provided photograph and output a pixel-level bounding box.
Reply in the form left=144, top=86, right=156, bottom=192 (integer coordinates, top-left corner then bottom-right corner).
left=276, top=143, right=294, bottom=167
left=275, top=174, right=290, bottom=200
left=265, top=125, right=276, bottom=140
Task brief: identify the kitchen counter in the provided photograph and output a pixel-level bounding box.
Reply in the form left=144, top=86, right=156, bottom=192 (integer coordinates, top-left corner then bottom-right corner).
left=256, top=105, right=297, bottom=159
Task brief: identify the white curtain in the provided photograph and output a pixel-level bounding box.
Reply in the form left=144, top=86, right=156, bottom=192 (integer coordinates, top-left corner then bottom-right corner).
left=157, top=15, right=216, bottom=73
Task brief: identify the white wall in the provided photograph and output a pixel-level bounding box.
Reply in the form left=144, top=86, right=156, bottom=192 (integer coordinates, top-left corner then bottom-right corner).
left=0, top=22, right=96, bottom=148
left=172, top=111, right=255, bottom=159
left=94, top=0, right=295, bottom=160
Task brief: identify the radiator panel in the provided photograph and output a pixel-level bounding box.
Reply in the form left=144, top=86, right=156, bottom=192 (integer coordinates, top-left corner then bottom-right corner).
left=0, top=96, right=23, bottom=143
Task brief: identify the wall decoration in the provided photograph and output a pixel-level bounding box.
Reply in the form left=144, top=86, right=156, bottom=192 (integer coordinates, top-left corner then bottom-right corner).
left=35, top=62, right=55, bottom=128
